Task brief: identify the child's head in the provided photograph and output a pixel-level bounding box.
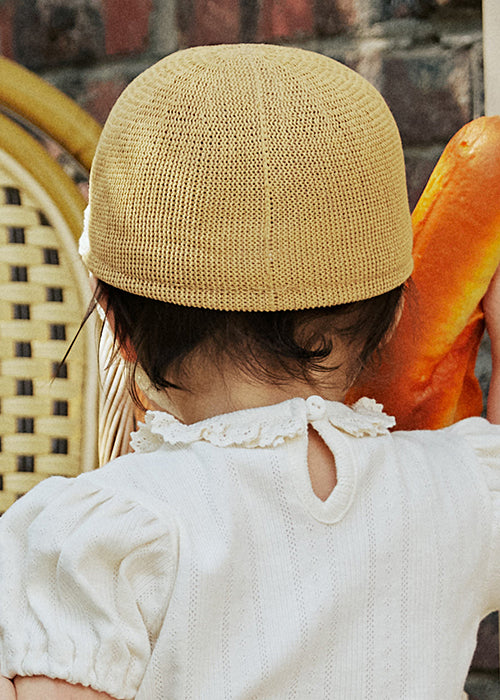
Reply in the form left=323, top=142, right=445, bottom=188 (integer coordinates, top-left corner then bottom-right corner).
left=82, top=44, right=412, bottom=396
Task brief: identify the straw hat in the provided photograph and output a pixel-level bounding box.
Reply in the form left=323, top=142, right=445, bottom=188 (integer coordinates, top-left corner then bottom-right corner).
left=84, top=43, right=413, bottom=311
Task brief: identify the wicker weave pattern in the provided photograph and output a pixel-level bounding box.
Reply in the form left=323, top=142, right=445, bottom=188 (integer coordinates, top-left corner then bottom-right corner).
left=0, top=155, right=91, bottom=513
left=87, top=44, right=413, bottom=311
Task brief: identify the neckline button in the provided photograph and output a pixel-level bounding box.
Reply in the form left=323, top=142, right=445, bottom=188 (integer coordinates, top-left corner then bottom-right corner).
left=306, top=395, right=326, bottom=421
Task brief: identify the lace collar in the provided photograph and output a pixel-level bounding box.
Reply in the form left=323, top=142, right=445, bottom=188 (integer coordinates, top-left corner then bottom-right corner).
left=130, top=396, right=395, bottom=454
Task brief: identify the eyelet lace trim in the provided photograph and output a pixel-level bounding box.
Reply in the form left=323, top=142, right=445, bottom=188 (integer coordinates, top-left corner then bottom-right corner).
left=329, top=397, right=396, bottom=437
left=130, top=396, right=395, bottom=454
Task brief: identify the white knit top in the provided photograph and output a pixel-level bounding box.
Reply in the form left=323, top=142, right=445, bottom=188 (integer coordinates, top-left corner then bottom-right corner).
left=1, top=395, right=500, bottom=699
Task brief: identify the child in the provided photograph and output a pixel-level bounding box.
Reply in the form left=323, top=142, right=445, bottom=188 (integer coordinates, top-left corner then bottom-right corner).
left=1, top=43, right=500, bottom=700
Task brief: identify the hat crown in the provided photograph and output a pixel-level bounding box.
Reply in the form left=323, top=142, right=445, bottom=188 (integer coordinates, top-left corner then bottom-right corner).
left=87, top=44, right=413, bottom=311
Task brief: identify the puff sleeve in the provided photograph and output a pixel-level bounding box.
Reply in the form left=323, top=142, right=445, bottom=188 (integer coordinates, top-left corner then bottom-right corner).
left=0, top=474, right=177, bottom=700
left=448, top=417, right=500, bottom=613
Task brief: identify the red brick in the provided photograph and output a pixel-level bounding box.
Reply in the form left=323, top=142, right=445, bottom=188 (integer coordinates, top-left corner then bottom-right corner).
left=403, top=147, right=442, bottom=211
left=256, top=0, right=314, bottom=41
left=314, top=0, right=358, bottom=36
left=376, top=50, right=473, bottom=147
left=182, top=0, right=240, bottom=46
left=385, top=0, right=436, bottom=19
left=0, top=0, right=14, bottom=59
left=103, top=0, right=152, bottom=55
left=11, top=1, right=105, bottom=70
left=83, top=77, right=128, bottom=124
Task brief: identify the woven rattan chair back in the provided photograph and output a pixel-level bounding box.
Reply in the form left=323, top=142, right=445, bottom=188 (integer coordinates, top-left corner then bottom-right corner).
left=0, top=58, right=139, bottom=512
left=0, top=133, right=98, bottom=513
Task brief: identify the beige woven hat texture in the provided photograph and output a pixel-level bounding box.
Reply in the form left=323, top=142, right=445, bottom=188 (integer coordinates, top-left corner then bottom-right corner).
left=85, top=43, right=413, bottom=311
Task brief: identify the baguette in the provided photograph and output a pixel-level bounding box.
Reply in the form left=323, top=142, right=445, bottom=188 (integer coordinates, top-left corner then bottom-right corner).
left=348, top=116, right=500, bottom=429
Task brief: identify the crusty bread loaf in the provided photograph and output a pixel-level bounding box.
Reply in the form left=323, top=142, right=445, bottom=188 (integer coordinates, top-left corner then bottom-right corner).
left=349, top=117, right=500, bottom=429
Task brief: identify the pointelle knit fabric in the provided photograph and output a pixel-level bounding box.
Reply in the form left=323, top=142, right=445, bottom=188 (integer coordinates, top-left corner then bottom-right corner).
left=1, top=396, right=499, bottom=699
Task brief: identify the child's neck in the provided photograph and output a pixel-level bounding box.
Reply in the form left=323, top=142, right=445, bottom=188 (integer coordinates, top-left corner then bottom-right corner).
left=143, top=370, right=343, bottom=500
left=142, top=371, right=348, bottom=425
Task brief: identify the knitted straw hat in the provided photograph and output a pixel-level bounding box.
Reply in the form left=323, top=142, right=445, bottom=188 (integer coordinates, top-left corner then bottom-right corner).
left=85, top=43, right=413, bottom=311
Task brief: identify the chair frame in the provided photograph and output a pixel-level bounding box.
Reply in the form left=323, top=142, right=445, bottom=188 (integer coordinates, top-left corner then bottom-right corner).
left=0, top=57, right=103, bottom=482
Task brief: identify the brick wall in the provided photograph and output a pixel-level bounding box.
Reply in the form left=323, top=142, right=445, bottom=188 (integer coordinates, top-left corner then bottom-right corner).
left=0, top=1, right=496, bottom=697
left=0, top=0, right=483, bottom=208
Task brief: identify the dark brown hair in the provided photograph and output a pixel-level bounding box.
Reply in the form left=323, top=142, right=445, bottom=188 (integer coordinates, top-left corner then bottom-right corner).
left=94, top=279, right=407, bottom=405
